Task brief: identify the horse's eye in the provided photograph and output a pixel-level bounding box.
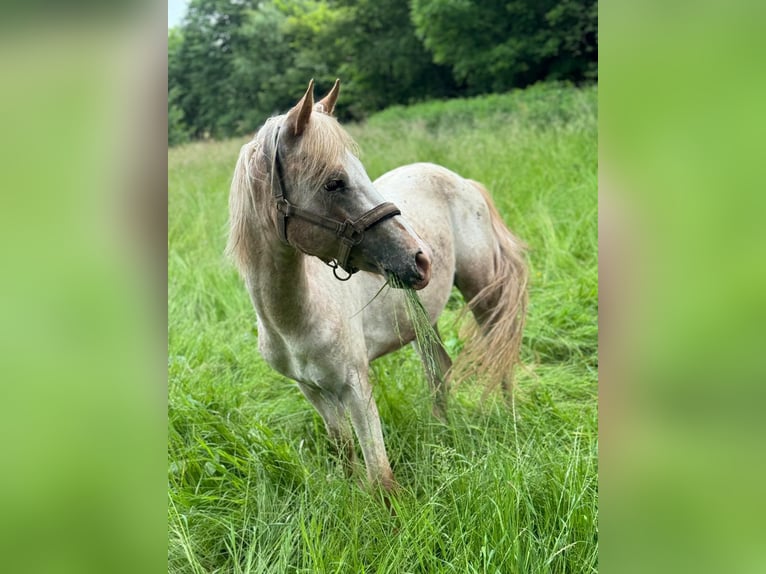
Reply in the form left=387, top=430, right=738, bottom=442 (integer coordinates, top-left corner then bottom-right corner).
left=324, top=179, right=344, bottom=192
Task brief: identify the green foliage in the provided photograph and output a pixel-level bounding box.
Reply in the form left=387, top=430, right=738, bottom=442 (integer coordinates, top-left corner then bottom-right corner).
left=411, top=0, right=597, bottom=92
left=168, top=87, right=191, bottom=147
left=168, top=84, right=597, bottom=572
left=169, top=0, right=259, bottom=138
left=168, top=28, right=189, bottom=146
left=323, top=0, right=456, bottom=119
left=368, top=81, right=593, bottom=130
left=168, top=0, right=597, bottom=144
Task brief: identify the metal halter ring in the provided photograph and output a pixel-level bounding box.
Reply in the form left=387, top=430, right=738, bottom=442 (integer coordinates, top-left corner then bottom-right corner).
left=327, top=260, right=354, bottom=281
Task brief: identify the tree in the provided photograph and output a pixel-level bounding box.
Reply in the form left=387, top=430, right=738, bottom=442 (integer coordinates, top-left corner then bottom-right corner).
left=171, top=0, right=258, bottom=138
left=168, top=28, right=191, bottom=145
left=167, top=0, right=597, bottom=143
left=231, top=0, right=341, bottom=130
left=411, top=0, right=597, bottom=93
left=326, top=0, right=456, bottom=118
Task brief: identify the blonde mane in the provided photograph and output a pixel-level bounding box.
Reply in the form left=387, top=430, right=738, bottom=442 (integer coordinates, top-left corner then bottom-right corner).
left=225, top=113, right=359, bottom=275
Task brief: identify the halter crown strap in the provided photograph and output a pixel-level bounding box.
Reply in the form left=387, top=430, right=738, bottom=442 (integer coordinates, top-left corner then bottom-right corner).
left=270, top=128, right=291, bottom=243
left=269, top=125, right=401, bottom=277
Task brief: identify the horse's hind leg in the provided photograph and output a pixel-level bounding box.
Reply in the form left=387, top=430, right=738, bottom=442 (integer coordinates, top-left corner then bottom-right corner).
left=297, top=383, right=356, bottom=477
left=452, top=182, right=527, bottom=400
left=412, top=325, right=452, bottom=420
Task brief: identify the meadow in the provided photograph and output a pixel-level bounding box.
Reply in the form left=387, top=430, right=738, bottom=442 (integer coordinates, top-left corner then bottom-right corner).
left=168, top=83, right=598, bottom=573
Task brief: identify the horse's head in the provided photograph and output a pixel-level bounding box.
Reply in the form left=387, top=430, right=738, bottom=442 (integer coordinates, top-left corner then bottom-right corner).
left=263, top=79, right=431, bottom=290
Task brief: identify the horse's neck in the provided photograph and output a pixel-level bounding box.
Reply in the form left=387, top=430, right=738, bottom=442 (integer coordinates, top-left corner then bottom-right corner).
left=245, top=243, right=315, bottom=334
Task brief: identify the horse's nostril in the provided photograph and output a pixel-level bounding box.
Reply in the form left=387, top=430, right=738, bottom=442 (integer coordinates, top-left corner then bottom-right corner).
left=415, top=250, right=431, bottom=281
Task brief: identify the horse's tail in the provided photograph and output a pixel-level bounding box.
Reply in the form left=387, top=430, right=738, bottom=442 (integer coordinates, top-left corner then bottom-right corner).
left=454, top=180, right=529, bottom=395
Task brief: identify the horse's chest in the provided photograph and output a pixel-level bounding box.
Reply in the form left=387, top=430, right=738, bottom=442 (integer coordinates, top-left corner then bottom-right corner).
left=257, top=320, right=351, bottom=384
left=257, top=334, right=292, bottom=376
left=257, top=328, right=299, bottom=376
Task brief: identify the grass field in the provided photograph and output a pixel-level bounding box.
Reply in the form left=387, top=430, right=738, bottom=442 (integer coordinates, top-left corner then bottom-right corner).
left=168, top=83, right=598, bottom=573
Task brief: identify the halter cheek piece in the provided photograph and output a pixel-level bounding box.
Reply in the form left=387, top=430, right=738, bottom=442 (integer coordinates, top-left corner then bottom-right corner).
left=269, top=126, right=401, bottom=281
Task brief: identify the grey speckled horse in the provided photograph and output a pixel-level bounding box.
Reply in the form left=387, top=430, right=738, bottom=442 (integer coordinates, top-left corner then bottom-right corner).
left=227, top=80, right=528, bottom=491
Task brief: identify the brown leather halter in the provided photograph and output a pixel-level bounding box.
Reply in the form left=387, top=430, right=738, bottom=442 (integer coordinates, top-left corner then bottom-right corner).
left=269, top=126, right=401, bottom=280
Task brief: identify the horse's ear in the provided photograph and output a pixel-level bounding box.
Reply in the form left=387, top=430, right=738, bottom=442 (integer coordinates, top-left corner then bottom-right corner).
left=315, top=79, right=340, bottom=115
left=286, top=79, right=315, bottom=136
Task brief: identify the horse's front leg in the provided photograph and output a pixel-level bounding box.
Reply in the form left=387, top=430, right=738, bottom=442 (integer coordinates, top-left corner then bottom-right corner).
left=343, top=368, right=396, bottom=492
left=297, top=382, right=356, bottom=477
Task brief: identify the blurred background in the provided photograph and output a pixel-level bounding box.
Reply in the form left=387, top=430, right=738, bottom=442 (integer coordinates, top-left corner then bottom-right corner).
left=600, top=1, right=766, bottom=572
left=0, top=2, right=166, bottom=573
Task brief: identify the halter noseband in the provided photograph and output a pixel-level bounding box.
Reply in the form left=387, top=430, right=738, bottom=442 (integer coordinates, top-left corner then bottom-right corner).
left=269, top=126, right=401, bottom=280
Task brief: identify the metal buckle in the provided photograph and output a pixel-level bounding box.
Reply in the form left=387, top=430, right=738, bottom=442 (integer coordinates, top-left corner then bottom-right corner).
left=275, top=198, right=290, bottom=214
left=338, top=220, right=364, bottom=245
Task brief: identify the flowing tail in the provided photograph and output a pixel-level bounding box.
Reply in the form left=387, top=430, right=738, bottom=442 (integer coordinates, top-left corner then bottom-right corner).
left=454, top=180, right=529, bottom=395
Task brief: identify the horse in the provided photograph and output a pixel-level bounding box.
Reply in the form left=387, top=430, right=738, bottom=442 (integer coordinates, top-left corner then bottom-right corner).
left=226, top=79, right=528, bottom=492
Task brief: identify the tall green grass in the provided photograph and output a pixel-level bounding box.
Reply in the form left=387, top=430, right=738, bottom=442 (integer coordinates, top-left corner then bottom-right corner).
left=169, top=83, right=597, bottom=573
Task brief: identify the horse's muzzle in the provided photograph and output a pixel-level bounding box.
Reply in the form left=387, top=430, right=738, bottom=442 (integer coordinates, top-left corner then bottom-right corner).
left=386, top=248, right=431, bottom=291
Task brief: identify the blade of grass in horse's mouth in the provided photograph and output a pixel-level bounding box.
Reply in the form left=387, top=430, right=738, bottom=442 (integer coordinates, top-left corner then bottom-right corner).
left=388, top=277, right=442, bottom=376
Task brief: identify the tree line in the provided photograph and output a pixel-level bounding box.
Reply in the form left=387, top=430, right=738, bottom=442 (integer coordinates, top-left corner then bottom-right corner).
left=168, top=0, right=597, bottom=145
